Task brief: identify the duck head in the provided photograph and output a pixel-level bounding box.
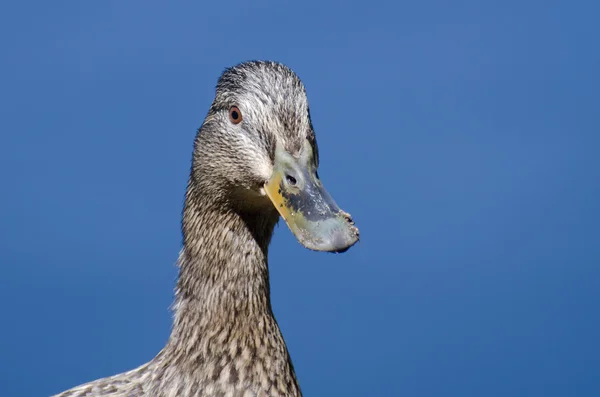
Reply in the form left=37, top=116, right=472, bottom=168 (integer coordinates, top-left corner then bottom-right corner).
left=191, top=61, right=359, bottom=253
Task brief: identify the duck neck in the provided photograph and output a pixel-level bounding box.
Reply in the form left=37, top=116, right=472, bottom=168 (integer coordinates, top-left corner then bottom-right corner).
left=162, top=182, right=300, bottom=395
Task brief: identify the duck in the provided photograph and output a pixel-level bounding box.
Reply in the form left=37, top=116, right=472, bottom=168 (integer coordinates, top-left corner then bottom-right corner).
left=53, top=61, right=359, bottom=397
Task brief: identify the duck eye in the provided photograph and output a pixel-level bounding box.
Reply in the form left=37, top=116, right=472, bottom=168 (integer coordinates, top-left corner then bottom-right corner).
left=229, top=106, right=242, bottom=124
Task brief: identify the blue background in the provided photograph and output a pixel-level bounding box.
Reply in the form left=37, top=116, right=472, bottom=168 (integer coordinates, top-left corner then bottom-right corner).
left=1, top=1, right=598, bottom=396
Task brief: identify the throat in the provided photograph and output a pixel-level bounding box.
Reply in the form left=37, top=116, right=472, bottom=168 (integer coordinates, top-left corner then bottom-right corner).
left=174, top=189, right=279, bottom=347
left=160, top=186, right=300, bottom=395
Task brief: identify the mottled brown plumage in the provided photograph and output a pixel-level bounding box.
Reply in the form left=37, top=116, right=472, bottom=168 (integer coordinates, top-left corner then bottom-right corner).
left=53, top=61, right=358, bottom=397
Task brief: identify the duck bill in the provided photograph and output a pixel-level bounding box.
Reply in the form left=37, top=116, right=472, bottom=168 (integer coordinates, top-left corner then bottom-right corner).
left=264, top=143, right=359, bottom=253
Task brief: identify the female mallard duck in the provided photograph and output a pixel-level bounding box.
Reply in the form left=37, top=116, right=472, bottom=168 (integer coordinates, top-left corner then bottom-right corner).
left=54, top=61, right=359, bottom=397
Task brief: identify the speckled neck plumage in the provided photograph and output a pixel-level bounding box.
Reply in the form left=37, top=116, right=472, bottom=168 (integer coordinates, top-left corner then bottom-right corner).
left=163, top=181, right=301, bottom=395
left=54, top=179, right=302, bottom=397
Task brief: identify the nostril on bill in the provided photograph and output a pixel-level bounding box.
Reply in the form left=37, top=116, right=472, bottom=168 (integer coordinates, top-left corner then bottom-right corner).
left=285, top=174, right=297, bottom=186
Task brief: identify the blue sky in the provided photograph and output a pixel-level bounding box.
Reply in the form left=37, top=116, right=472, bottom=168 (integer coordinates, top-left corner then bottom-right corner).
left=1, top=1, right=598, bottom=396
